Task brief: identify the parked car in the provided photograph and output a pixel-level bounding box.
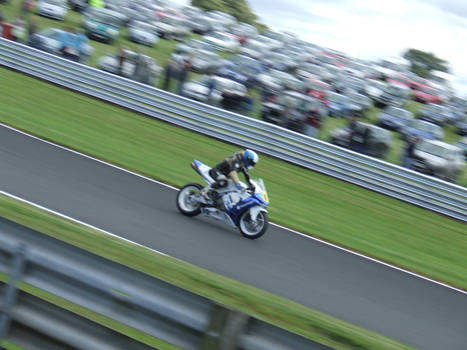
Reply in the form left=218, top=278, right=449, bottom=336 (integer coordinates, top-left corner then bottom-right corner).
left=258, top=69, right=302, bottom=92
left=323, top=63, right=345, bottom=83
left=124, top=6, right=153, bottom=23
left=262, top=51, right=298, bottom=72
left=295, top=63, right=330, bottom=81
left=418, top=104, right=452, bottom=126
left=29, top=27, right=94, bottom=63
left=128, top=21, right=159, bottom=47
left=188, top=16, right=213, bottom=35
left=334, top=76, right=366, bottom=94
left=413, top=84, right=443, bottom=104
left=412, top=139, right=465, bottom=182
left=455, top=115, right=467, bottom=135
left=218, top=58, right=263, bottom=88
left=83, top=7, right=125, bottom=43
left=36, top=0, right=68, bottom=20
left=326, top=92, right=354, bottom=118
left=401, top=119, right=444, bottom=141
left=304, top=79, right=331, bottom=104
left=456, top=137, right=467, bottom=159
left=188, top=49, right=222, bottom=74
left=229, top=22, right=258, bottom=43
left=255, top=34, right=283, bottom=51
left=181, top=75, right=247, bottom=107
left=387, top=73, right=411, bottom=88
left=174, top=38, right=214, bottom=55
left=181, top=4, right=204, bottom=19
left=407, top=75, right=428, bottom=90
left=378, top=106, right=414, bottom=132
left=445, top=104, right=464, bottom=125
left=262, top=90, right=325, bottom=133
left=151, top=15, right=189, bottom=40
left=203, top=31, right=240, bottom=52
left=69, top=0, right=88, bottom=12
left=346, top=91, right=373, bottom=115
left=98, top=50, right=161, bottom=85
left=374, top=82, right=411, bottom=108
left=364, top=79, right=387, bottom=101
left=330, top=122, right=393, bottom=158
left=239, top=39, right=270, bottom=60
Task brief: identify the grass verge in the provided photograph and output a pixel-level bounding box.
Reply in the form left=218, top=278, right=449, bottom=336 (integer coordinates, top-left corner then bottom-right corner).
left=0, top=193, right=415, bottom=350
left=0, top=67, right=466, bottom=291
left=0, top=341, right=27, bottom=350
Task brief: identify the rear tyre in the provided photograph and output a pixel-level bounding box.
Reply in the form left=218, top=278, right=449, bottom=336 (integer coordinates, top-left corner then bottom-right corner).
left=238, top=209, right=268, bottom=240
left=176, top=183, right=203, bottom=216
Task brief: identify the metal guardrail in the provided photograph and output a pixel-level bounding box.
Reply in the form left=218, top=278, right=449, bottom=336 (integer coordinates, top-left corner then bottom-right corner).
left=0, top=38, right=465, bottom=221
left=0, top=217, right=329, bottom=350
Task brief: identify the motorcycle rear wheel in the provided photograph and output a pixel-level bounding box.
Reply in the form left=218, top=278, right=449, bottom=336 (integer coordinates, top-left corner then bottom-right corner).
left=239, top=210, right=268, bottom=239
left=177, top=183, right=203, bottom=216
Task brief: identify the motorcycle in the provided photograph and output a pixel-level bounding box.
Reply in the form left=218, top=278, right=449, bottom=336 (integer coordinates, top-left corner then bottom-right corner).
left=176, top=159, right=269, bottom=239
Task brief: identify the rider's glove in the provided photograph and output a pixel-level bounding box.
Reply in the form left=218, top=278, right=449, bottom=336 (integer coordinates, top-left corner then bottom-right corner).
left=235, top=182, right=245, bottom=191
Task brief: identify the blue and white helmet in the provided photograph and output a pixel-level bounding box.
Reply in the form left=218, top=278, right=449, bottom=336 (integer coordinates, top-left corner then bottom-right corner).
left=243, top=149, right=259, bottom=170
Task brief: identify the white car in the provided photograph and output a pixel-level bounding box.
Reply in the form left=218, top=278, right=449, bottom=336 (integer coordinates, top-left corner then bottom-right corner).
left=296, top=63, right=329, bottom=81
left=128, top=21, right=159, bottom=47
left=182, top=76, right=246, bottom=105
left=239, top=39, right=269, bottom=60
left=37, top=0, right=68, bottom=20
left=203, top=31, right=240, bottom=52
left=151, top=16, right=189, bottom=40
left=188, top=49, right=222, bottom=73
left=412, top=139, right=465, bottom=182
left=364, top=79, right=387, bottom=100
left=258, top=69, right=302, bottom=91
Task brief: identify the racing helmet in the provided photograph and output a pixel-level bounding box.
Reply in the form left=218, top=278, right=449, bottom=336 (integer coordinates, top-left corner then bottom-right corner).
left=243, top=149, right=259, bottom=170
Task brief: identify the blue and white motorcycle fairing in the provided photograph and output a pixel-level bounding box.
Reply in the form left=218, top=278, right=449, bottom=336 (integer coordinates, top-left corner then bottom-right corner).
left=176, top=159, right=269, bottom=239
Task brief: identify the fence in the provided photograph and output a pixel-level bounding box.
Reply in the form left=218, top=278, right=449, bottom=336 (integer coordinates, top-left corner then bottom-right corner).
left=0, top=217, right=329, bottom=350
left=0, top=38, right=465, bottom=221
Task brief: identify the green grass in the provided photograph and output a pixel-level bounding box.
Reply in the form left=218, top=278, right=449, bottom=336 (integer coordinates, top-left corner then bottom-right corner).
left=0, top=67, right=466, bottom=293
left=0, top=193, right=415, bottom=350
left=0, top=341, right=27, bottom=350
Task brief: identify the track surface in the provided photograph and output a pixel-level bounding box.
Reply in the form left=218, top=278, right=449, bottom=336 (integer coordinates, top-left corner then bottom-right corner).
left=1, top=125, right=466, bottom=350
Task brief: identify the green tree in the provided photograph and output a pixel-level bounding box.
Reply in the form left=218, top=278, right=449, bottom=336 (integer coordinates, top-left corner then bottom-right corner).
left=191, top=0, right=226, bottom=12
left=403, top=49, right=449, bottom=78
left=191, top=0, right=266, bottom=29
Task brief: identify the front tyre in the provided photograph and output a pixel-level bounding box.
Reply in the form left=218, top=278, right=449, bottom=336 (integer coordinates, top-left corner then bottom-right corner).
left=238, top=209, right=268, bottom=240
left=176, top=183, right=203, bottom=216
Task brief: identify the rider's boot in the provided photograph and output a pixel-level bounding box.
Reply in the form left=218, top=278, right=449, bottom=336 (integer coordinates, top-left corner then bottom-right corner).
left=214, top=197, right=226, bottom=211
left=201, top=187, right=217, bottom=204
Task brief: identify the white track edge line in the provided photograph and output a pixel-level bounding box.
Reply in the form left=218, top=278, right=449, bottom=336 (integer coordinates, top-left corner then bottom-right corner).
left=0, top=190, right=168, bottom=257
left=2, top=123, right=466, bottom=295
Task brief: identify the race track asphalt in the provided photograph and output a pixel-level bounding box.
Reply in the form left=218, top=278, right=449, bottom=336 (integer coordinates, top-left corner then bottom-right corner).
left=0, top=125, right=466, bottom=350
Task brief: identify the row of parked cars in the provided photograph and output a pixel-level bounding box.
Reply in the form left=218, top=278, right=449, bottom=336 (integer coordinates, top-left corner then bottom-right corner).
left=30, top=0, right=466, bottom=182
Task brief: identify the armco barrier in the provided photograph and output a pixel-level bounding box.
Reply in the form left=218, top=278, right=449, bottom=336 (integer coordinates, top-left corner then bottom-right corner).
left=0, top=217, right=330, bottom=350
left=0, top=38, right=465, bottom=221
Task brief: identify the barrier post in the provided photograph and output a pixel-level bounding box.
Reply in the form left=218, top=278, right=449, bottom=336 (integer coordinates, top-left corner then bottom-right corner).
left=0, top=244, right=27, bottom=341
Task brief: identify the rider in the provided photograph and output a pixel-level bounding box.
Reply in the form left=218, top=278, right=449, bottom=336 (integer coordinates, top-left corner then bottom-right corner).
left=202, top=149, right=259, bottom=204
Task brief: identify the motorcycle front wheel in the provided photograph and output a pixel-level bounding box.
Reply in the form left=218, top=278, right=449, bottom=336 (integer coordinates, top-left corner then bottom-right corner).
left=238, top=209, right=268, bottom=240
left=176, top=183, right=203, bottom=216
